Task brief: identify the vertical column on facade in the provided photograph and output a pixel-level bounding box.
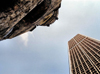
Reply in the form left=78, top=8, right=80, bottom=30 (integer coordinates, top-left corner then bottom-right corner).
left=74, top=37, right=100, bottom=74
left=85, top=39, right=100, bottom=55
left=74, top=35, right=80, bottom=43
left=69, top=38, right=78, bottom=74
left=73, top=46, right=87, bottom=74
left=76, top=43, right=99, bottom=73
left=72, top=48, right=81, bottom=74
left=70, top=49, right=77, bottom=74
left=69, top=34, right=100, bottom=74
left=75, top=45, right=90, bottom=74
left=85, top=38, right=100, bottom=57
left=87, top=37, right=100, bottom=45
left=76, top=44, right=99, bottom=74
left=79, top=42, right=99, bottom=73
left=82, top=43, right=100, bottom=72
left=84, top=37, right=100, bottom=71
left=71, top=37, right=87, bottom=74
left=69, top=50, right=75, bottom=74
left=81, top=40, right=100, bottom=62
left=68, top=38, right=77, bottom=74
left=75, top=45, right=92, bottom=74
left=71, top=50, right=77, bottom=74
left=74, top=34, right=86, bottom=43
left=85, top=38, right=100, bottom=70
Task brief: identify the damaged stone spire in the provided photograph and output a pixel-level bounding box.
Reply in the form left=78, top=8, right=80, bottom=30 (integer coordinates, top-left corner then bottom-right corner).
left=0, top=0, right=62, bottom=41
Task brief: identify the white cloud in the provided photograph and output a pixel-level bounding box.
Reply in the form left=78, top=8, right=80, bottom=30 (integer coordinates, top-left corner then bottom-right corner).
left=20, top=32, right=34, bottom=46
left=20, top=33, right=28, bottom=46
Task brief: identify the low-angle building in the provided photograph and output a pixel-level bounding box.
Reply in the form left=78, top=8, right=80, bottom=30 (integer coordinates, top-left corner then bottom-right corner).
left=0, top=0, right=62, bottom=41
left=68, top=34, right=100, bottom=74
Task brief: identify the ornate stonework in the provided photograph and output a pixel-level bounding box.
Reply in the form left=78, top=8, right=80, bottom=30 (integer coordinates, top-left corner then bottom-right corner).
left=0, top=0, right=62, bottom=40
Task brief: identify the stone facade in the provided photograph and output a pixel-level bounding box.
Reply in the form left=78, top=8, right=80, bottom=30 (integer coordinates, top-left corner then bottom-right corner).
left=0, top=0, right=62, bottom=40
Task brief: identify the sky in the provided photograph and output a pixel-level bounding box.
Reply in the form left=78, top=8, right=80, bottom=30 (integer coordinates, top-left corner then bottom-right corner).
left=0, top=0, right=100, bottom=74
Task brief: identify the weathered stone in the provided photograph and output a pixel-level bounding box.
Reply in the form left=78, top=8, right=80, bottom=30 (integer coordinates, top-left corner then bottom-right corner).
left=0, top=0, right=62, bottom=41
left=10, top=13, right=16, bottom=19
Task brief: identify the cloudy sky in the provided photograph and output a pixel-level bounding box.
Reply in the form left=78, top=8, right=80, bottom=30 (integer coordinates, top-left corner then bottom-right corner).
left=0, top=0, right=100, bottom=74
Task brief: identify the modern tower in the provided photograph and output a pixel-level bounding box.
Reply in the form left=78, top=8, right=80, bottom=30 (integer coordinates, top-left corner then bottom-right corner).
left=68, top=34, right=100, bottom=74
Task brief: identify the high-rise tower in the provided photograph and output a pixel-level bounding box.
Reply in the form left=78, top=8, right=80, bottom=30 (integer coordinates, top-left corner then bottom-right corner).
left=68, top=34, right=100, bottom=74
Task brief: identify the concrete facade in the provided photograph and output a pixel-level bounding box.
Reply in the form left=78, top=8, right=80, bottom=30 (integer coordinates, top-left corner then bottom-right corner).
left=68, top=34, right=100, bottom=74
